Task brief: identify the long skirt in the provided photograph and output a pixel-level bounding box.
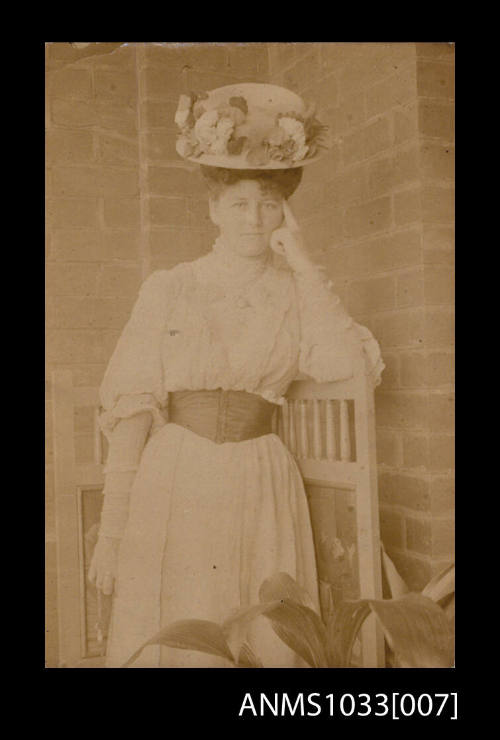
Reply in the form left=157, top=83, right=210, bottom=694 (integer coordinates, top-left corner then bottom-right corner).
left=105, top=422, right=319, bottom=668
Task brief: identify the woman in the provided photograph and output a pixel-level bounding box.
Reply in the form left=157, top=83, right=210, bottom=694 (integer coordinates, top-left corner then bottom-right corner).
left=88, top=83, right=384, bottom=668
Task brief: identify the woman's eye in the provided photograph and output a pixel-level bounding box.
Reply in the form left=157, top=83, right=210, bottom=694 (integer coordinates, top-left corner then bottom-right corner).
left=232, top=202, right=247, bottom=209
left=263, top=202, right=279, bottom=209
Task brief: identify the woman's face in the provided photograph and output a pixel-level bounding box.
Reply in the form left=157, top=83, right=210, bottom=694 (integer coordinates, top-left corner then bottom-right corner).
left=209, top=179, right=285, bottom=257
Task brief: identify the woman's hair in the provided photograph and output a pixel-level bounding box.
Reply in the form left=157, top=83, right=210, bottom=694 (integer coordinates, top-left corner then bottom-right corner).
left=200, top=165, right=303, bottom=200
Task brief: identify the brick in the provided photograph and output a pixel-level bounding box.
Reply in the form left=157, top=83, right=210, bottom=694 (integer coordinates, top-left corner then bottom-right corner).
left=341, top=128, right=366, bottom=166
left=382, top=550, right=432, bottom=593
left=47, top=68, right=92, bottom=99
left=315, top=74, right=339, bottom=113
left=148, top=166, right=206, bottom=197
left=427, top=352, right=454, bottom=386
left=103, top=198, right=141, bottom=228
left=344, top=197, right=391, bottom=239
left=365, top=64, right=418, bottom=118
left=400, top=352, right=426, bottom=387
left=269, top=42, right=297, bottom=74
left=141, top=66, right=185, bottom=100
left=94, top=70, right=137, bottom=102
left=431, top=518, right=454, bottom=558
left=419, top=101, right=454, bottom=141
left=185, top=70, right=237, bottom=93
left=402, top=433, right=429, bottom=468
left=393, top=103, right=418, bottom=144
left=376, top=352, right=399, bottom=389
left=347, top=275, right=395, bottom=313
left=291, top=182, right=326, bottom=217
left=379, top=507, right=405, bottom=549
left=397, top=268, right=424, bottom=308
left=428, top=393, right=454, bottom=433
left=47, top=296, right=96, bottom=328
left=393, top=146, right=420, bottom=187
left=302, top=210, right=344, bottom=250
left=92, top=44, right=136, bottom=69
left=52, top=166, right=139, bottom=197
left=394, top=188, right=421, bottom=225
left=374, top=308, right=425, bottom=348
left=375, top=430, right=402, bottom=466
left=429, top=434, right=455, bottom=471
left=51, top=230, right=102, bottom=261
left=47, top=41, right=124, bottom=64
left=420, top=143, right=454, bottom=181
left=95, top=101, right=138, bottom=136
left=226, top=43, right=268, bottom=77
left=429, top=476, right=455, bottom=513
left=327, top=229, right=422, bottom=279
left=51, top=363, right=106, bottom=387
left=283, top=50, right=321, bottom=94
left=46, top=263, right=100, bottom=296
left=149, top=197, right=189, bottom=227
left=46, top=329, right=106, bottom=363
left=150, top=228, right=209, bottom=263
left=98, top=264, right=141, bottom=297
left=327, top=164, right=368, bottom=206
left=106, top=230, right=141, bottom=261
left=91, top=297, right=134, bottom=328
left=98, top=134, right=139, bottom=165
left=406, top=517, right=432, bottom=555
left=424, top=307, right=454, bottom=346
left=379, top=472, right=430, bottom=511
left=187, top=198, right=212, bottom=229
left=144, top=131, right=178, bottom=162
left=46, top=130, right=94, bottom=164
left=376, top=390, right=428, bottom=430
left=422, top=226, right=454, bottom=251
left=51, top=99, right=97, bottom=127
left=46, top=199, right=99, bottom=229
left=364, top=116, right=392, bottom=158
left=417, top=60, right=454, bottom=99
left=101, top=330, right=123, bottom=363
left=142, top=100, right=179, bottom=129
left=416, top=43, right=455, bottom=60
left=326, top=93, right=365, bottom=138
left=424, top=265, right=454, bottom=305
left=145, top=42, right=228, bottom=71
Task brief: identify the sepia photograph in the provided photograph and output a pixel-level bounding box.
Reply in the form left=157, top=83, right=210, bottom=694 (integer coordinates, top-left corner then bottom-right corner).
left=45, top=41, right=455, bottom=672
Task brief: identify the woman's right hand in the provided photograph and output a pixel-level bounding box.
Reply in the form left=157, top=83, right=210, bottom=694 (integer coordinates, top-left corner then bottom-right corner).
left=88, top=536, right=121, bottom=595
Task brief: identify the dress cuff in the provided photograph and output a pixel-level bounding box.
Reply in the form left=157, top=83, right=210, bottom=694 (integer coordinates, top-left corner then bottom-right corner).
left=99, top=393, right=166, bottom=442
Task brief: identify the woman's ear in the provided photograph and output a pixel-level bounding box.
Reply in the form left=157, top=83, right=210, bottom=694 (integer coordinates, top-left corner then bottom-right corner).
left=208, top=197, right=219, bottom=227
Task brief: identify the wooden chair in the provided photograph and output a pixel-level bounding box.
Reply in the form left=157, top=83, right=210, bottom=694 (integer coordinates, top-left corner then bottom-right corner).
left=50, top=356, right=383, bottom=668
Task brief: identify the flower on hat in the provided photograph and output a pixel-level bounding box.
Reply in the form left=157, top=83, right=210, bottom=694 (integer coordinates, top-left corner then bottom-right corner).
left=194, top=110, right=236, bottom=155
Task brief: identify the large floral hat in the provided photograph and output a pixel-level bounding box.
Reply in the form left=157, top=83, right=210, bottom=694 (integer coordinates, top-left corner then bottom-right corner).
left=174, top=82, right=329, bottom=169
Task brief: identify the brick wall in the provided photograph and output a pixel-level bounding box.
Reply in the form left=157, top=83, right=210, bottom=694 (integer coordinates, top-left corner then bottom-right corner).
left=268, top=42, right=454, bottom=590
left=45, top=41, right=269, bottom=666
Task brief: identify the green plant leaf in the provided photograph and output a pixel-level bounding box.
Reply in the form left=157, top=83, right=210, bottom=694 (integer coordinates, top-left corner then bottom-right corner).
left=262, top=599, right=329, bottom=668
left=368, top=593, right=454, bottom=668
left=381, top=545, right=409, bottom=599
left=258, top=572, right=318, bottom=611
left=237, top=642, right=263, bottom=668
left=326, top=600, right=372, bottom=667
left=222, top=601, right=283, bottom=661
left=122, top=619, right=235, bottom=668
left=421, top=563, right=455, bottom=604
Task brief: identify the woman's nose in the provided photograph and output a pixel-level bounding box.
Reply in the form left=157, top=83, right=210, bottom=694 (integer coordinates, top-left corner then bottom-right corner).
left=245, top=203, right=263, bottom=226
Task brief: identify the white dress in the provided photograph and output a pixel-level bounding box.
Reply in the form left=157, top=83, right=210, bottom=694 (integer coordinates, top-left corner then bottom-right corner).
left=99, top=240, right=384, bottom=668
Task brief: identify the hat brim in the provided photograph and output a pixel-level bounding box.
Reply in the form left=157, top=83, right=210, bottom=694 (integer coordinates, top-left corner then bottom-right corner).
left=176, top=143, right=325, bottom=170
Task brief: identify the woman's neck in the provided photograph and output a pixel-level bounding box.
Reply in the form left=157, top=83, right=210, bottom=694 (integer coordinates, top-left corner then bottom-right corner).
left=210, top=236, right=271, bottom=285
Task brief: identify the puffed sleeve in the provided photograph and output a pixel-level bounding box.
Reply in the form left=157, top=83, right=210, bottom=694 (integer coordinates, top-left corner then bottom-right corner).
left=99, top=268, right=179, bottom=440
left=294, top=265, right=385, bottom=387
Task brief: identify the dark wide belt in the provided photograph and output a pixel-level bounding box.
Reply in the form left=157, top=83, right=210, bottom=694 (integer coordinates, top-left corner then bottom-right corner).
left=168, top=389, right=277, bottom=444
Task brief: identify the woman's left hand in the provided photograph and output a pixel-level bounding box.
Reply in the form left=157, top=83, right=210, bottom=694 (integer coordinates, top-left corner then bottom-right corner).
left=270, top=201, right=316, bottom=274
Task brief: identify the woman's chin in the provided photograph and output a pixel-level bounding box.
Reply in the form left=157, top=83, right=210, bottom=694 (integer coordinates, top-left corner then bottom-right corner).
left=235, top=238, right=270, bottom=257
